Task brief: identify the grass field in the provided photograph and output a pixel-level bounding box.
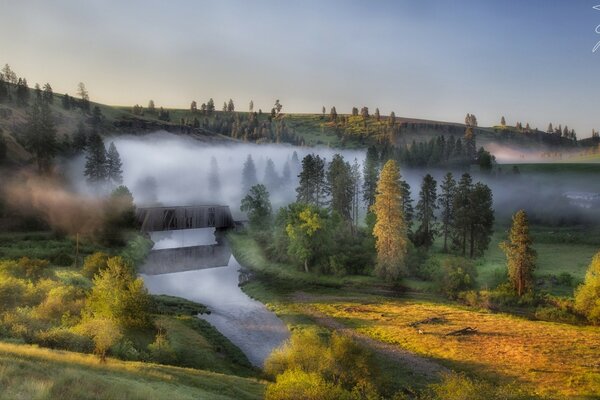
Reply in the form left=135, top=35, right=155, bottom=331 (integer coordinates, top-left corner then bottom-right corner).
left=0, top=341, right=265, bottom=400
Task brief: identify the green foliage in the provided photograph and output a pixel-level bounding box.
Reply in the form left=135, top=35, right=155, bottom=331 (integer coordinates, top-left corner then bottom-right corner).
left=78, top=317, right=123, bottom=362
left=574, top=251, right=600, bottom=324
left=148, top=326, right=176, bottom=364
left=82, top=251, right=109, bottom=278
left=152, top=295, right=208, bottom=315
left=435, top=257, right=477, bottom=299
left=501, top=210, right=536, bottom=296
left=83, top=256, right=152, bottom=329
left=265, top=369, right=351, bottom=400
left=240, top=184, right=272, bottom=231
left=423, top=372, right=530, bottom=400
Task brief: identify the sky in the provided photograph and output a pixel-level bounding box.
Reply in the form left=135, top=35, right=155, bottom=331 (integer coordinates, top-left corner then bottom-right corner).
left=1, top=0, right=599, bottom=137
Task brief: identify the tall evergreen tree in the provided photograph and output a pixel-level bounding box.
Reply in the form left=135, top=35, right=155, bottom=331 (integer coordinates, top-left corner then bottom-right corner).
left=372, top=160, right=408, bottom=281
left=325, top=154, right=353, bottom=221
left=438, top=172, right=456, bottom=252
left=241, top=154, right=258, bottom=194
left=249, top=100, right=254, bottom=112
left=296, top=154, right=325, bottom=207
left=501, top=210, right=536, bottom=296
left=452, top=173, right=473, bottom=256
left=400, top=180, right=413, bottom=233
left=84, top=132, right=108, bottom=185
left=209, top=156, right=221, bottom=195
left=73, top=121, right=88, bottom=151
left=24, top=99, right=56, bottom=173
left=106, top=142, right=123, bottom=185
left=362, top=146, right=380, bottom=208
left=414, top=174, right=438, bottom=248
left=464, top=126, right=477, bottom=161
left=263, top=158, right=280, bottom=192
left=468, top=182, right=494, bottom=258
left=350, top=158, right=361, bottom=227
left=42, top=83, right=53, bottom=104
left=281, top=160, right=292, bottom=187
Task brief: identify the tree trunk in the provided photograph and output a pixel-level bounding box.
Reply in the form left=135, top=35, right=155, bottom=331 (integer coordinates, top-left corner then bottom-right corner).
left=304, top=259, right=309, bottom=273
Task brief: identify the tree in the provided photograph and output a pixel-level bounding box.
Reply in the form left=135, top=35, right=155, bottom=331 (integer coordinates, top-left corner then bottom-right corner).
left=547, top=123, right=553, bottom=134
left=501, top=210, right=536, bottom=296
left=73, top=121, right=88, bottom=151
left=77, top=82, right=90, bottom=111
left=24, top=99, right=57, bottom=173
left=372, top=160, right=408, bottom=281
left=329, top=106, right=338, bottom=122
left=374, top=108, right=380, bottom=121
left=0, top=131, right=7, bottom=164
left=227, top=98, right=234, bottom=112
left=242, top=154, right=258, bottom=194
left=249, top=100, right=254, bottom=112
left=274, top=99, right=283, bottom=114
left=206, top=98, right=215, bottom=113
left=209, top=156, right=221, bottom=195
left=1, top=64, right=17, bottom=84
left=84, top=132, right=108, bottom=185
left=389, top=111, right=396, bottom=126
left=500, top=116, right=506, bottom=126
left=575, top=252, right=600, bottom=324
left=350, top=158, right=361, bottom=227
left=464, top=126, right=476, bottom=161
left=190, top=100, right=197, bottom=113
left=414, top=174, right=438, bottom=248
left=325, top=154, right=353, bottom=222
left=468, top=182, right=494, bottom=258
left=42, top=83, right=53, bottom=104
left=263, top=158, right=280, bottom=192
left=321, top=106, right=326, bottom=118
left=106, top=142, right=123, bottom=185
left=147, top=100, right=156, bottom=114
left=83, top=256, right=151, bottom=329
left=285, top=204, right=326, bottom=273
left=438, top=173, right=456, bottom=252
left=296, top=154, right=326, bottom=207
left=241, top=184, right=272, bottom=231
left=362, top=146, right=379, bottom=208
left=400, top=180, right=413, bottom=233
left=16, top=78, right=30, bottom=105
left=452, top=173, right=473, bottom=256
left=80, top=318, right=122, bottom=362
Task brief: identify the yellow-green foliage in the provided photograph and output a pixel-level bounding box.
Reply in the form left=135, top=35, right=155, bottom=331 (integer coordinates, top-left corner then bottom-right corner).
left=82, top=251, right=108, bottom=278
left=424, top=372, right=530, bottom=400
left=308, top=298, right=600, bottom=397
left=0, top=341, right=265, bottom=400
left=83, top=256, right=151, bottom=329
left=575, top=251, right=600, bottom=324
left=265, top=328, right=379, bottom=398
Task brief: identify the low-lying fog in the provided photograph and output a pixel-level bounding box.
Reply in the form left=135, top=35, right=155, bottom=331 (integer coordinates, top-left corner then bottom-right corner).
left=65, top=131, right=600, bottom=224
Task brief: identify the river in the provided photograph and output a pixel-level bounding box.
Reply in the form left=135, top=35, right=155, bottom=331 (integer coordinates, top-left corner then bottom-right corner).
left=139, top=228, right=289, bottom=367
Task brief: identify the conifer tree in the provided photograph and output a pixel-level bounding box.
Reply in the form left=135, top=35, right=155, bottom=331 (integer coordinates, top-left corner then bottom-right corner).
left=227, top=99, right=235, bottom=112
left=372, top=160, right=408, bottom=281
left=25, top=99, right=57, bottom=173
left=85, top=132, right=108, bottom=185
left=500, top=116, right=506, bottom=126
left=325, top=154, right=353, bottom=221
left=209, top=156, right=221, bottom=195
left=148, top=100, right=156, bottom=114
left=296, top=154, right=326, bottom=207
left=438, top=172, right=456, bottom=252
left=468, top=182, right=494, bottom=258
left=263, top=158, right=280, bottom=192
left=464, top=126, right=477, bottom=161
left=249, top=100, right=254, bottom=112
left=73, top=121, right=88, bottom=151
left=106, top=142, right=123, bottom=185
left=574, top=252, right=600, bottom=324
left=42, top=83, right=53, bottom=103
left=414, top=174, right=438, bottom=247
left=400, top=180, right=413, bottom=233
left=241, top=154, right=258, bottom=194
left=362, top=146, right=380, bottom=208
left=452, top=173, right=473, bottom=256
left=501, top=210, right=536, bottom=296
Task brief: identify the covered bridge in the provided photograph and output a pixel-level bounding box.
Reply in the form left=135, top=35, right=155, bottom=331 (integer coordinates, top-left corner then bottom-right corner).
left=136, top=205, right=235, bottom=233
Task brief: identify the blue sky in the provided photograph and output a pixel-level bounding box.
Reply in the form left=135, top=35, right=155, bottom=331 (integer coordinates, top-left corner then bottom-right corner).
left=1, top=0, right=598, bottom=136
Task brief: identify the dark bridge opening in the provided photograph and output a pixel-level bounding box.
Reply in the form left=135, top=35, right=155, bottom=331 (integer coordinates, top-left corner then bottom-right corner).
left=136, top=205, right=235, bottom=233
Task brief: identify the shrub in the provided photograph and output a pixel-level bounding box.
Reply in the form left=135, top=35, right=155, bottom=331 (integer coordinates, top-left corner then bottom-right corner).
left=534, top=306, right=579, bottom=324
left=435, top=257, right=476, bottom=299
left=13, top=257, right=50, bottom=281
left=265, top=369, right=351, bottom=400
left=35, top=328, right=93, bottom=352
left=148, top=327, right=177, bottom=364
left=574, top=251, right=600, bottom=324
left=82, top=252, right=109, bottom=278
left=0, top=276, right=27, bottom=311
left=424, top=372, right=530, bottom=400
left=51, top=252, right=74, bottom=267
left=33, top=285, right=85, bottom=324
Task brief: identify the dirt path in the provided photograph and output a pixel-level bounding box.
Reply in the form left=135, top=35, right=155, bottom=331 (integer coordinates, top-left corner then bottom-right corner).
left=292, top=292, right=450, bottom=380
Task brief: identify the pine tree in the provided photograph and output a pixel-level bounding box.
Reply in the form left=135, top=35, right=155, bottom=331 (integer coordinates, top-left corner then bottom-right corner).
left=263, top=158, right=280, bottom=192
left=227, top=99, right=235, bottom=112
left=24, top=99, right=57, bottom=173
left=281, top=160, right=292, bottom=187
left=296, top=154, right=325, bottom=207
left=452, top=173, right=473, bottom=256
left=374, top=108, right=380, bottom=121
left=438, top=172, right=456, bottom=252
left=249, top=100, right=254, bottom=112
left=329, top=106, right=338, bottom=122
left=148, top=100, right=156, bottom=114
left=85, top=132, right=108, bottom=185
left=372, top=160, right=408, bottom=281
left=400, top=180, right=413, bottom=233
left=500, top=116, right=506, bottom=126
left=414, top=174, right=438, bottom=247
left=468, top=182, right=494, bottom=258
left=241, top=154, right=258, bottom=194
left=362, top=146, right=380, bottom=208
left=350, top=158, right=361, bottom=227
left=106, top=142, right=123, bottom=185
left=190, top=101, right=197, bottom=113
left=42, top=83, right=53, bottom=104
left=209, top=156, right=221, bottom=195
left=73, top=121, right=88, bottom=151
left=464, top=126, right=476, bottom=161
left=325, top=154, right=353, bottom=221
left=501, top=210, right=536, bottom=296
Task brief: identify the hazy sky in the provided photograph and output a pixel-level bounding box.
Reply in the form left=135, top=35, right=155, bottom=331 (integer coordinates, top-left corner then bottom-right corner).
left=1, top=1, right=598, bottom=136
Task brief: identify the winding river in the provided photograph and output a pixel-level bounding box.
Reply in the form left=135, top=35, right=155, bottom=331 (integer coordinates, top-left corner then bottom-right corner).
left=139, top=228, right=289, bottom=367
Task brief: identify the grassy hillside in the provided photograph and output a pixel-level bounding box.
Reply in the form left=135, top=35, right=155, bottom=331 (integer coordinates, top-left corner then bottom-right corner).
left=0, top=341, right=265, bottom=400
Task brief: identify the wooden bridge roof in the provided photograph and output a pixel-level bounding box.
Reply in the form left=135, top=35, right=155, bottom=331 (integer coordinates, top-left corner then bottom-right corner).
left=136, top=205, right=235, bottom=232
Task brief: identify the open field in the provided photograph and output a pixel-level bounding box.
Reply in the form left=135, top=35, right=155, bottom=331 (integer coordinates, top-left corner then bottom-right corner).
left=0, top=341, right=265, bottom=400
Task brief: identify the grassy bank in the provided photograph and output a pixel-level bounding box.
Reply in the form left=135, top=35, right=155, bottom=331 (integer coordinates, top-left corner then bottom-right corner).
left=0, top=341, right=265, bottom=400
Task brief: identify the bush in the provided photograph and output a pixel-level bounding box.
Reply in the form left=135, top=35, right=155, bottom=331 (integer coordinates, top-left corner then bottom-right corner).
left=435, top=257, right=476, bottom=299
left=51, top=252, right=74, bottom=267
left=424, top=372, right=530, bottom=400
left=35, top=328, right=93, bottom=353
left=265, top=369, right=351, bottom=400
left=574, top=252, right=600, bottom=324
left=82, top=252, right=109, bottom=278
left=148, top=327, right=177, bottom=364
left=0, top=275, right=27, bottom=311
left=534, top=306, right=579, bottom=324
